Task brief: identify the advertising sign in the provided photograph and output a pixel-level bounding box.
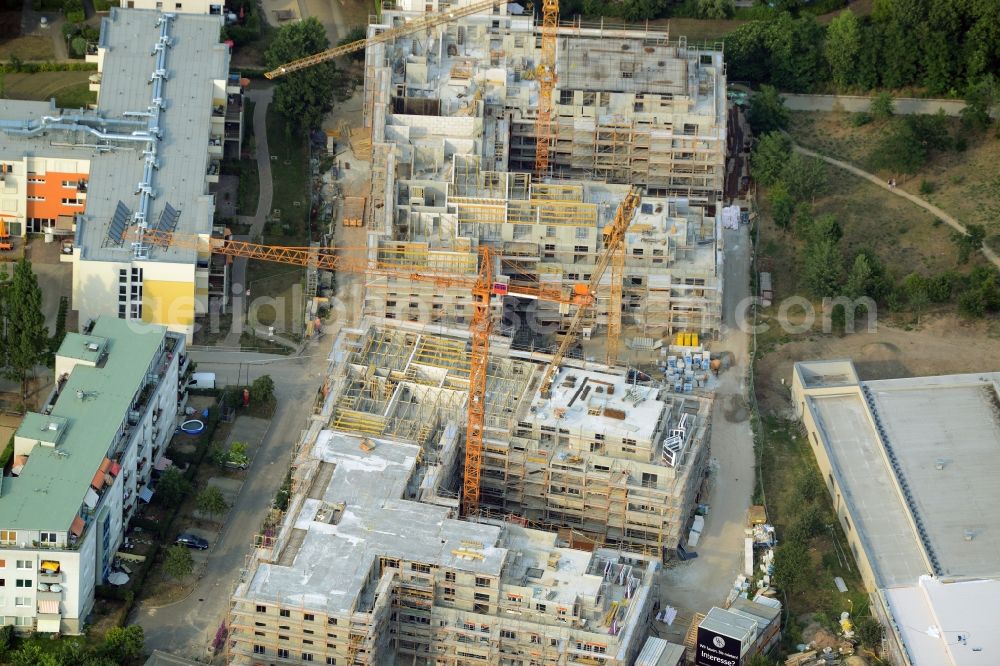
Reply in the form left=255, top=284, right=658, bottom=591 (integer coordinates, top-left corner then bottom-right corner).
left=695, top=626, right=742, bottom=666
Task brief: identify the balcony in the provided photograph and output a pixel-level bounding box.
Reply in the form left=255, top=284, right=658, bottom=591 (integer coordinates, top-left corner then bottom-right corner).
left=206, top=160, right=220, bottom=184
left=208, top=136, right=223, bottom=157
left=226, top=92, right=243, bottom=121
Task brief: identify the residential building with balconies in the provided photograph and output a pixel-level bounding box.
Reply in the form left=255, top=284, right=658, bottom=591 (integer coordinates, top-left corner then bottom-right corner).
left=0, top=316, right=185, bottom=634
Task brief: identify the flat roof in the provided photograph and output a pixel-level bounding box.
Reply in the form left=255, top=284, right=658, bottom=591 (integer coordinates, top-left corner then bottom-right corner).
left=528, top=366, right=667, bottom=443
left=795, top=359, right=860, bottom=389
left=884, top=576, right=1000, bottom=665
left=1, top=317, right=166, bottom=531
left=79, top=9, right=226, bottom=263
left=800, top=363, right=1000, bottom=587
left=807, top=393, right=929, bottom=587
left=58, top=332, right=107, bottom=363
left=866, top=375, right=1000, bottom=579
left=246, top=430, right=507, bottom=614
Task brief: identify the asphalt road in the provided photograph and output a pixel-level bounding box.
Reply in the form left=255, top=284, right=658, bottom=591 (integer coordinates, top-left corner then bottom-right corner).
left=134, top=340, right=333, bottom=661
left=656, top=224, right=755, bottom=641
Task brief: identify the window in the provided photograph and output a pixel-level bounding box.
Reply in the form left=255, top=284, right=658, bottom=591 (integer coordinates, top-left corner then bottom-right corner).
left=14, top=597, right=29, bottom=607
left=304, top=613, right=315, bottom=621
left=546, top=226, right=556, bottom=237
left=500, top=629, right=516, bottom=640
left=256, top=604, right=266, bottom=613
left=443, top=587, right=455, bottom=596
left=445, top=572, right=456, bottom=582
left=279, top=609, right=290, bottom=617
left=61, top=198, right=83, bottom=206
left=175, top=2, right=182, bottom=7
left=575, top=226, right=588, bottom=239
left=641, top=472, right=658, bottom=488
left=842, top=515, right=851, bottom=532
left=61, top=180, right=78, bottom=188
left=15, top=579, right=31, bottom=588
left=304, top=628, right=314, bottom=635
left=27, top=195, right=45, bottom=202
left=254, top=622, right=265, bottom=627
left=327, top=617, right=338, bottom=625
left=254, top=631, right=265, bottom=637
left=327, top=659, right=337, bottom=665
left=474, top=603, right=488, bottom=613
left=535, top=603, right=546, bottom=612
left=40, top=532, right=56, bottom=544
left=277, top=648, right=289, bottom=659
left=574, top=245, right=588, bottom=254
left=303, top=639, right=313, bottom=645
left=253, top=645, right=266, bottom=655
left=475, top=577, right=491, bottom=588
left=411, top=563, right=430, bottom=574
left=279, top=635, right=289, bottom=641
left=474, top=592, right=490, bottom=602
left=0, top=580, right=4, bottom=587
left=15, top=561, right=30, bottom=569
left=0, top=532, right=16, bottom=544
left=559, top=90, right=573, bottom=105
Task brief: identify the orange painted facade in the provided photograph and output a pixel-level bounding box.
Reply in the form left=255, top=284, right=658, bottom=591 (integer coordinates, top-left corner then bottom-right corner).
left=25, top=170, right=90, bottom=220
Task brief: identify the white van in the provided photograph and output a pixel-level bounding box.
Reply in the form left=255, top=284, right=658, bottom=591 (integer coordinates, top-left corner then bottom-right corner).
left=187, top=372, right=216, bottom=390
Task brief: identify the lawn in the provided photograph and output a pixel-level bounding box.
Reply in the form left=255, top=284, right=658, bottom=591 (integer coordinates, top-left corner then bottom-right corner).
left=264, top=105, right=312, bottom=245
left=0, top=34, right=55, bottom=60
left=786, top=110, right=1000, bottom=244
left=658, top=17, right=745, bottom=43
left=756, top=161, right=976, bottom=305
left=3, top=70, right=95, bottom=105
left=245, top=259, right=304, bottom=342
left=755, top=414, right=869, bottom=650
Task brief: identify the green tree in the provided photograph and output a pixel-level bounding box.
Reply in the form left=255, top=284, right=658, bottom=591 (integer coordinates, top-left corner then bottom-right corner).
left=11, top=644, right=62, bottom=666
left=962, top=75, right=998, bottom=130
left=5, top=258, right=49, bottom=400
left=869, top=120, right=924, bottom=174
left=0, top=624, right=12, bottom=654
left=908, top=287, right=930, bottom=324
left=748, top=85, right=788, bottom=134
left=782, top=153, right=826, bottom=203
left=768, top=181, right=795, bottom=230
left=803, top=213, right=842, bottom=245
left=845, top=252, right=890, bottom=302
left=250, top=374, right=276, bottom=404
left=103, top=625, right=144, bottom=662
left=773, top=539, right=810, bottom=594
left=197, top=485, right=230, bottom=521
left=697, top=0, right=733, bottom=19
left=163, top=544, right=194, bottom=580
left=265, top=18, right=339, bottom=133
left=49, top=295, right=69, bottom=362
left=824, top=10, right=860, bottom=88
left=870, top=91, right=894, bottom=119
left=803, top=239, right=844, bottom=298
left=337, top=26, right=368, bottom=61
left=951, top=224, right=987, bottom=264
left=156, top=467, right=192, bottom=509
left=750, top=132, right=792, bottom=187
left=855, top=616, right=885, bottom=649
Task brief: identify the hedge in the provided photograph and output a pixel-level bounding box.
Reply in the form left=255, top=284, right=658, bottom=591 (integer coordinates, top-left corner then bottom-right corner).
left=0, top=61, right=98, bottom=72
left=0, top=435, right=13, bottom=471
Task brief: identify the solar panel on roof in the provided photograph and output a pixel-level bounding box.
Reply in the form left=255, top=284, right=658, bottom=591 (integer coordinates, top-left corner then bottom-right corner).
left=151, top=202, right=181, bottom=246
left=106, top=201, right=131, bottom=246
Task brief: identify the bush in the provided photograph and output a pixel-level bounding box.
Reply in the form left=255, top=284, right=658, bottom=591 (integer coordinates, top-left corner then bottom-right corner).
left=849, top=112, right=872, bottom=127
left=919, top=179, right=935, bottom=195
left=70, top=37, right=87, bottom=57
left=337, top=26, right=368, bottom=61
left=870, top=91, right=894, bottom=119
left=250, top=374, right=276, bottom=404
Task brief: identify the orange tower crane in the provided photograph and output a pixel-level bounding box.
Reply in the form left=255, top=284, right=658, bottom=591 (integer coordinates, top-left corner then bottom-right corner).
left=534, top=0, right=559, bottom=176
left=133, top=229, right=583, bottom=515
left=264, top=0, right=514, bottom=79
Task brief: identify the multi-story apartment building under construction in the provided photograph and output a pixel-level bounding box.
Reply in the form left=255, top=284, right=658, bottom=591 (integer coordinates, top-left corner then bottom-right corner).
left=356, top=0, right=728, bottom=345
left=227, top=325, right=667, bottom=665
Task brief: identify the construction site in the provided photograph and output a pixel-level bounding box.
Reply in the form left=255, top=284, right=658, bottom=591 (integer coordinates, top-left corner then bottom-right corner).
left=351, top=0, right=727, bottom=346
left=227, top=322, right=707, bottom=665
left=226, top=0, right=737, bottom=662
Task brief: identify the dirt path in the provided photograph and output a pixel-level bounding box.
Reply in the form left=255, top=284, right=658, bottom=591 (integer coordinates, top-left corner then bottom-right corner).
left=792, top=143, right=1000, bottom=272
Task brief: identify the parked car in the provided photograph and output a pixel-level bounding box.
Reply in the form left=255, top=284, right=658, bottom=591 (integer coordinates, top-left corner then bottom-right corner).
left=222, top=458, right=249, bottom=470
left=175, top=533, right=209, bottom=550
